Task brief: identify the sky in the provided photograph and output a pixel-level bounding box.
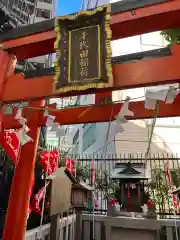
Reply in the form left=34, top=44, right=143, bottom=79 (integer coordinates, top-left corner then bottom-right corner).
left=56, top=0, right=82, bottom=16
left=55, top=0, right=112, bottom=16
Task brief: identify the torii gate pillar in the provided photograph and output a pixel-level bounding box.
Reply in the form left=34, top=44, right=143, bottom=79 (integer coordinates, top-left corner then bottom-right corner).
left=2, top=100, right=45, bottom=240
left=0, top=50, right=45, bottom=240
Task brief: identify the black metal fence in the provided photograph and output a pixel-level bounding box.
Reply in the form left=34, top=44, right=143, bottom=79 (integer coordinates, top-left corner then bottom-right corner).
left=1, top=147, right=180, bottom=219
left=71, top=153, right=180, bottom=218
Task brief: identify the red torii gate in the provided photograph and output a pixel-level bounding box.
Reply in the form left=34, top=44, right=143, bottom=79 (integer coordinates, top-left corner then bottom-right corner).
left=0, top=1, right=180, bottom=239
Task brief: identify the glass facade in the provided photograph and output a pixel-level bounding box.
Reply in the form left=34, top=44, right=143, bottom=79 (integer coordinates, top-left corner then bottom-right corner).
left=82, top=124, right=96, bottom=152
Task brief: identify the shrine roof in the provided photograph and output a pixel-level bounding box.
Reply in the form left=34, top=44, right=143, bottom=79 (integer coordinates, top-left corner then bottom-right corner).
left=111, top=162, right=149, bottom=180
left=72, top=181, right=94, bottom=192
left=0, top=0, right=167, bottom=42
left=46, top=167, right=77, bottom=183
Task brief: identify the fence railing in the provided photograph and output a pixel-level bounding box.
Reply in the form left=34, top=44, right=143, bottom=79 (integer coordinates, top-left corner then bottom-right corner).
left=82, top=214, right=180, bottom=240
left=25, top=213, right=180, bottom=240
left=74, top=154, right=180, bottom=218
left=25, top=214, right=76, bottom=240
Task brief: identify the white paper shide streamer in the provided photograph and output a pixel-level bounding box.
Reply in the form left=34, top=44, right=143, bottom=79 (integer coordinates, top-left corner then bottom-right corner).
left=15, top=125, right=32, bottom=146
left=46, top=115, right=55, bottom=127
left=15, top=107, right=22, bottom=120
left=114, top=96, right=134, bottom=133
left=14, top=113, right=32, bottom=145
left=145, top=85, right=180, bottom=109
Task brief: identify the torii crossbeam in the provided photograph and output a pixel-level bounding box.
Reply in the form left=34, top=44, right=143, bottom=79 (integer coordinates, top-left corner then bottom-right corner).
left=1, top=1, right=180, bottom=239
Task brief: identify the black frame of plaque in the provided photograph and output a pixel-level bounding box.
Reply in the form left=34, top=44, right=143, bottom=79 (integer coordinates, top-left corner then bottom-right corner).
left=54, top=5, right=113, bottom=93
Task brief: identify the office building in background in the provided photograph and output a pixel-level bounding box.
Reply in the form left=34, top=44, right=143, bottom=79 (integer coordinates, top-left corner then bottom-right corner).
left=1, top=0, right=54, bottom=24
left=1, top=0, right=55, bottom=69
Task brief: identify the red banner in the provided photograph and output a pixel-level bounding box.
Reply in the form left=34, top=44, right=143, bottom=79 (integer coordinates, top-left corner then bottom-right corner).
left=32, top=151, right=59, bottom=214
left=91, top=160, right=95, bottom=185
left=31, top=186, right=46, bottom=215
left=164, top=160, right=179, bottom=214
left=39, top=151, right=59, bottom=176
left=64, top=158, right=75, bottom=175
left=0, top=130, right=34, bottom=218
left=0, top=130, right=19, bottom=164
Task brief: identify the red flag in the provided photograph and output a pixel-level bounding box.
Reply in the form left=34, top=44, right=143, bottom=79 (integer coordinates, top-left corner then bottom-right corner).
left=31, top=187, right=45, bottom=215
left=40, top=151, right=59, bottom=176
left=65, top=158, right=75, bottom=175
left=32, top=152, right=59, bottom=214
left=0, top=130, right=19, bottom=164
left=91, top=160, right=95, bottom=185
left=0, top=130, right=34, bottom=217
left=164, top=161, right=179, bottom=213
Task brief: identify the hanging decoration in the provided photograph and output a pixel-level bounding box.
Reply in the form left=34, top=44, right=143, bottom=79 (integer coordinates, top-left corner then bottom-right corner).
left=91, top=160, right=95, bottom=185
left=64, top=158, right=75, bottom=175
left=0, top=129, right=34, bottom=217
left=54, top=5, right=113, bottom=94
left=114, top=96, right=134, bottom=133
left=15, top=128, right=32, bottom=146
left=39, top=151, right=59, bottom=176
left=166, top=87, right=180, bottom=104
left=46, top=115, right=55, bottom=127
left=145, top=85, right=180, bottom=109
left=15, top=106, right=22, bottom=120
left=32, top=151, right=59, bottom=215
left=1, top=84, right=180, bottom=127
left=31, top=186, right=47, bottom=215
left=116, top=97, right=134, bottom=120
left=0, top=130, right=19, bottom=164
left=18, top=117, right=27, bottom=127
left=164, top=161, right=179, bottom=214
left=15, top=116, right=32, bottom=146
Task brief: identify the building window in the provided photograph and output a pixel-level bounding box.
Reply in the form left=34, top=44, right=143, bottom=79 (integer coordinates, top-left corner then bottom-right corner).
left=73, top=130, right=79, bottom=145
left=12, top=1, right=34, bottom=15
left=26, top=4, right=35, bottom=15
left=82, top=124, right=96, bottom=152
left=12, top=7, right=29, bottom=22
left=36, top=8, right=51, bottom=19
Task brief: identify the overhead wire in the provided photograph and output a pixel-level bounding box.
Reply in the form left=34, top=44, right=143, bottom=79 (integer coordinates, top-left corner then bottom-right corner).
left=94, top=0, right=99, bottom=8
left=87, top=0, right=91, bottom=9
left=144, top=101, right=160, bottom=164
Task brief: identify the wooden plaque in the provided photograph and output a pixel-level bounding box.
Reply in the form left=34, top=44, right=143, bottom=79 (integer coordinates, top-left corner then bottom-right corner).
left=54, top=5, right=113, bottom=93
